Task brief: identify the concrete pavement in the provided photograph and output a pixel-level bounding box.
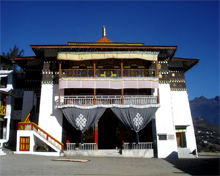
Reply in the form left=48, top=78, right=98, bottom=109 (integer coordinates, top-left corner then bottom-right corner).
left=0, top=153, right=219, bottom=176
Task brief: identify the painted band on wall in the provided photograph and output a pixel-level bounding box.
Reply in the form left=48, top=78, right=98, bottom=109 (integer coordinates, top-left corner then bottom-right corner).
left=57, top=52, right=158, bottom=61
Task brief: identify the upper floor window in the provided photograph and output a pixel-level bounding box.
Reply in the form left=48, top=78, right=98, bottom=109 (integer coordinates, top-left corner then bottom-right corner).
left=0, top=77, right=7, bottom=88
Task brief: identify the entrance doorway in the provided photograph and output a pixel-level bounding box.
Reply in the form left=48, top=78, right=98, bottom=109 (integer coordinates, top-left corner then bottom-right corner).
left=176, top=132, right=187, bottom=148
left=98, top=108, right=123, bottom=149
left=98, top=108, right=153, bottom=149
left=20, top=137, right=30, bottom=151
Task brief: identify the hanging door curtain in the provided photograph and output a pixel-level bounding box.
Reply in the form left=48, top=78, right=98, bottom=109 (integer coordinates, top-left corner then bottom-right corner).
left=61, top=107, right=106, bottom=144
left=110, top=106, right=159, bottom=144
left=61, top=104, right=159, bottom=145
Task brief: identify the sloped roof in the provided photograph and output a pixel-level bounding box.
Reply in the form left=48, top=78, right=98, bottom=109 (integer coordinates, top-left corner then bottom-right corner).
left=96, top=36, right=113, bottom=43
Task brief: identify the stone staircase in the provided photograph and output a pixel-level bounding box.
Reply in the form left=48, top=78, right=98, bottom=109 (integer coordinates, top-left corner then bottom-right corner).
left=97, top=149, right=121, bottom=157
left=178, top=148, right=197, bottom=158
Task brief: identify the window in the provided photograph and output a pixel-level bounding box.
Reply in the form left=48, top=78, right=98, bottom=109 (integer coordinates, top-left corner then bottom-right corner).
left=0, top=77, right=7, bottom=88
left=158, top=134, right=167, bottom=140
left=14, top=98, right=23, bottom=110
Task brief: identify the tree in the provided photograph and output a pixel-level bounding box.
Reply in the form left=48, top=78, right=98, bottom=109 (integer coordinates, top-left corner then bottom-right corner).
left=1, top=45, right=24, bottom=72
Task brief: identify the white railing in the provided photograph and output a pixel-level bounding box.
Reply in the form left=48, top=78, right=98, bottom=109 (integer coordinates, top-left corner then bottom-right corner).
left=123, top=142, right=153, bottom=150
left=58, top=95, right=157, bottom=106
left=59, top=95, right=94, bottom=105
left=124, top=95, right=157, bottom=105
left=96, top=95, right=122, bottom=105
left=33, top=125, right=63, bottom=150
left=66, top=143, right=97, bottom=151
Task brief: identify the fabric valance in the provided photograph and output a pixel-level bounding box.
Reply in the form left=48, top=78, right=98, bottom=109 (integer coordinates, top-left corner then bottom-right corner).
left=57, top=51, right=158, bottom=61
left=58, top=104, right=160, bottom=109
left=59, top=77, right=159, bottom=89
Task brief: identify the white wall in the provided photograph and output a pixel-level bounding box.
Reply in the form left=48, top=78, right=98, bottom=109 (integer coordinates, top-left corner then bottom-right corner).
left=155, top=84, right=178, bottom=158
left=171, top=91, right=197, bottom=152
left=38, top=84, right=63, bottom=142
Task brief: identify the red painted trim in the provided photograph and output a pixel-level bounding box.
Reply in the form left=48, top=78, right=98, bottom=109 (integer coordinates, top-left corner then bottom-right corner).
left=30, top=45, right=178, bottom=50
left=14, top=57, right=35, bottom=60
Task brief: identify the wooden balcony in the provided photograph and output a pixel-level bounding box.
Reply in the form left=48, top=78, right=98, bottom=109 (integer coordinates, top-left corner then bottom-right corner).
left=61, top=69, right=155, bottom=78
left=58, top=95, right=158, bottom=106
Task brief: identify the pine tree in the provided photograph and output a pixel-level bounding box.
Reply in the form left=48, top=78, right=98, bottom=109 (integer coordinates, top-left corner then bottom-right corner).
left=1, top=45, right=24, bottom=72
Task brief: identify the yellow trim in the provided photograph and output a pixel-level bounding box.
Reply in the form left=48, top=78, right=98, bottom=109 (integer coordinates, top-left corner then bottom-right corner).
left=68, top=42, right=144, bottom=46
left=24, top=113, right=30, bottom=123
left=175, top=129, right=187, bottom=132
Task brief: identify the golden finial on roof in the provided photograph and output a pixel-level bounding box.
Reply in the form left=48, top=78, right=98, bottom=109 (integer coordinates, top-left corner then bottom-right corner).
left=103, top=26, right=106, bottom=37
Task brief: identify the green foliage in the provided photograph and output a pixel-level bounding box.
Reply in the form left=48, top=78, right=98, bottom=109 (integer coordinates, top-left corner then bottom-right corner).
left=1, top=45, right=24, bottom=73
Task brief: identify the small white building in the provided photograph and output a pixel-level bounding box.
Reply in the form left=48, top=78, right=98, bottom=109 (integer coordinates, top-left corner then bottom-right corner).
left=14, top=27, right=198, bottom=158
left=0, top=67, right=16, bottom=154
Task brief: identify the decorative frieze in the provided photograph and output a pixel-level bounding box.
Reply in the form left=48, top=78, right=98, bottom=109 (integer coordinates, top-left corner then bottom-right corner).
left=42, top=70, right=59, bottom=74
left=23, top=69, right=41, bottom=72
left=41, top=81, right=58, bottom=84
left=170, top=79, right=186, bottom=83
left=159, top=80, right=170, bottom=84
left=171, top=88, right=187, bottom=91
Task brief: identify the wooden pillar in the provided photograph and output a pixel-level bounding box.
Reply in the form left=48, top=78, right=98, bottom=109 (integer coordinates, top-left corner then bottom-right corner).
left=93, top=60, right=96, bottom=104
left=93, top=60, right=96, bottom=77
left=59, top=61, right=62, bottom=77
left=121, top=59, right=124, bottom=104
left=121, top=89, right=124, bottom=104
left=58, top=61, right=62, bottom=105
left=157, top=88, right=160, bottom=104
left=155, top=61, right=158, bottom=77
left=155, top=60, right=160, bottom=104
left=94, top=89, right=96, bottom=104
left=94, top=121, right=99, bottom=149
left=121, top=59, right=123, bottom=77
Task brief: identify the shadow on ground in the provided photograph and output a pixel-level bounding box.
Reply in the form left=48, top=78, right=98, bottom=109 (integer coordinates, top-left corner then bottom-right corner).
left=164, top=158, right=219, bottom=175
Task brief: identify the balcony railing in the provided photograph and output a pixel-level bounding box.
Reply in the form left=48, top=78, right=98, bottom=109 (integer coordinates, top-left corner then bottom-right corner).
left=123, top=142, right=153, bottom=150
left=61, top=69, right=155, bottom=78
left=59, top=95, right=94, bottom=106
left=96, top=95, right=122, bottom=104
left=58, top=95, right=157, bottom=106
left=124, top=95, right=158, bottom=105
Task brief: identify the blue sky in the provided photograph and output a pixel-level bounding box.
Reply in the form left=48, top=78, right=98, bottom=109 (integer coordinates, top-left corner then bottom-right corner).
left=1, top=1, right=219, bottom=100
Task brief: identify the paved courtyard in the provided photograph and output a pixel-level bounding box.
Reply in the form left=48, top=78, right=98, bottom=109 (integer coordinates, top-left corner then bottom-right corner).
left=0, top=153, right=219, bottom=176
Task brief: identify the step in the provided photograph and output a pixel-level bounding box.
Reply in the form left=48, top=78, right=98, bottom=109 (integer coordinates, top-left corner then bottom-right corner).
left=178, top=148, right=196, bottom=158
left=97, top=149, right=120, bottom=156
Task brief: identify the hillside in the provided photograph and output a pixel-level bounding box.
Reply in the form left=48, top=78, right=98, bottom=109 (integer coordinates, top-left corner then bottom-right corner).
left=190, top=96, right=219, bottom=126
left=193, top=117, right=219, bottom=152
